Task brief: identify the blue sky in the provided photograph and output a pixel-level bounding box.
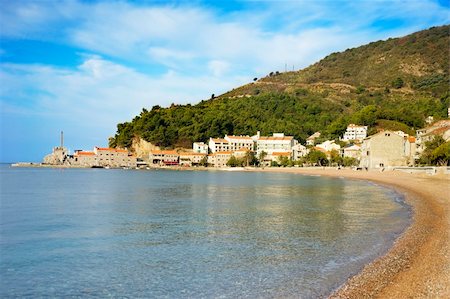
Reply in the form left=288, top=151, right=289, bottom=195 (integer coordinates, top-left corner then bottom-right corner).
left=1, top=0, right=449, bottom=162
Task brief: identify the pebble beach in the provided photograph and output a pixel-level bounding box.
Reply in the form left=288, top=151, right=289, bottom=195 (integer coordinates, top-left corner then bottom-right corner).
left=247, top=167, right=450, bottom=298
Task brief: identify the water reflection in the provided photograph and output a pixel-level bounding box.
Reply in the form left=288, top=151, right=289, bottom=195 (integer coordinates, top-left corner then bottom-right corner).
left=1, top=168, right=410, bottom=298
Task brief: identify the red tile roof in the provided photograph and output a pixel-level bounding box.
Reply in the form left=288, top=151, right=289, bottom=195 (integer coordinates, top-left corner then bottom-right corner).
left=76, top=151, right=95, bottom=156
left=96, top=147, right=115, bottom=151
left=211, top=138, right=229, bottom=143
left=272, top=152, right=291, bottom=156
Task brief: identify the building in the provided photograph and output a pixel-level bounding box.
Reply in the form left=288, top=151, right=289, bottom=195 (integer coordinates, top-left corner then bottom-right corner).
left=208, top=138, right=230, bottom=153
left=179, top=152, right=207, bottom=167
left=43, top=131, right=69, bottom=165
left=292, top=144, right=309, bottom=161
left=208, top=151, right=232, bottom=167
left=73, top=151, right=98, bottom=167
left=43, top=146, right=69, bottom=165
left=224, top=135, right=255, bottom=151
left=93, top=147, right=135, bottom=167
left=193, top=142, right=208, bottom=154
left=270, top=152, right=291, bottom=163
left=256, top=133, right=297, bottom=156
left=149, top=150, right=179, bottom=166
left=306, top=132, right=321, bottom=146
left=342, top=124, right=368, bottom=142
left=342, top=144, right=361, bottom=159
left=360, top=131, right=416, bottom=169
left=71, top=147, right=136, bottom=168
left=316, top=140, right=341, bottom=152
left=415, top=120, right=450, bottom=156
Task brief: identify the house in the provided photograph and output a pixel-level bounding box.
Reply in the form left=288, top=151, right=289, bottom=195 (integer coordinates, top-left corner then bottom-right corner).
left=208, top=138, right=230, bottom=153
left=70, top=147, right=136, bottom=168
left=316, top=140, right=341, bottom=153
left=93, top=147, right=135, bottom=167
left=193, top=142, right=208, bottom=154
left=342, top=144, right=361, bottom=159
left=179, top=152, right=207, bottom=167
left=292, top=144, right=309, bottom=161
left=208, top=151, right=232, bottom=167
left=73, top=151, right=98, bottom=167
left=149, top=150, right=179, bottom=166
left=306, top=132, right=321, bottom=146
left=360, top=131, right=416, bottom=169
left=224, top=135, right=255, bottom=151
left=342, top=124, right=368, bottom=142
left=256, top=133, right=297, bottom=156
left=415, top=120, right=450, bottom=156
left=270, top=152, right=291, bottom=163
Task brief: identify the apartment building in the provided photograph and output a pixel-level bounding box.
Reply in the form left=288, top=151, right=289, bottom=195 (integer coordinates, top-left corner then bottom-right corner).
left=342, top=124, right=368, bottom=142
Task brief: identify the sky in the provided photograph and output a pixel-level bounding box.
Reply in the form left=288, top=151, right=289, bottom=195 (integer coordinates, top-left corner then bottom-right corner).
left=1, top=0, right=449, bottom=162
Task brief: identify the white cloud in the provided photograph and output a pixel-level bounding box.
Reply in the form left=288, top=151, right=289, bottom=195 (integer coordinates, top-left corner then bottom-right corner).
left=1, top=55, right=245, bottom=130
left=208, top=60, right=230, bottom=77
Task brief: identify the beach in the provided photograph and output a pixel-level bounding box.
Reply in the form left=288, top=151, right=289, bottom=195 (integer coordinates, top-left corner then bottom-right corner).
left=245, top=167, right=449, bottom=298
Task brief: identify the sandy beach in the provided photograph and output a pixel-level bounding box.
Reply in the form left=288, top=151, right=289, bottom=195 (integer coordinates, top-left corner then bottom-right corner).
left=245, top=167, right=449, bottom=298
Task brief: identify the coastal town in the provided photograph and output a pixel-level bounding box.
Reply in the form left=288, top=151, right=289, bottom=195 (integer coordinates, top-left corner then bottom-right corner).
left=39, top=119, right=450, bottom=170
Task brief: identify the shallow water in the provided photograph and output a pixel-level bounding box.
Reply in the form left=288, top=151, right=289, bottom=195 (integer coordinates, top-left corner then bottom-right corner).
left=0, top=167, right=410, bottom=298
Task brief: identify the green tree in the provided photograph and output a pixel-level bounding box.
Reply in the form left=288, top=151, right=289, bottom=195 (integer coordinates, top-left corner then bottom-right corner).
left=226, top=156, right=242, bottom=167
left=306, top=150, right=328, bottom=166
left=420, top=135, right=446, bottom=165
left=270, top=161, right=279, bottom=167
left=431, top=141, right=450, bottom=166
left=392, top=77, right=404, bottom=89
left=243, top=151, right=257, bottom=167
left=329, top=149, right=343, bottom=166
left=278, top=156, right=290, bottom=167
left=199, top=156, right=208, bottom=167
left=258, top=151, right=268, bottom=168
left=342, top=157, right=359, bottom=167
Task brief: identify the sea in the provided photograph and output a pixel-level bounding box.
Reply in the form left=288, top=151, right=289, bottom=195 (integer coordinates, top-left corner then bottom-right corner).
left=0, top=166, right=411, bottom=298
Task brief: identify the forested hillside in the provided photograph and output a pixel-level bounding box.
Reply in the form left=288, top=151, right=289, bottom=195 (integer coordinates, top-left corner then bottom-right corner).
left=110, top=25, right=449, bottom=149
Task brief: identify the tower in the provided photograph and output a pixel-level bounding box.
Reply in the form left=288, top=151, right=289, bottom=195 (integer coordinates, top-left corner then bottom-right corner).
left=60, top=131, right=64, bottom=148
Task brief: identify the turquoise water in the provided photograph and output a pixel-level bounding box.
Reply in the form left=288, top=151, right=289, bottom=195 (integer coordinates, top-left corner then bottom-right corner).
left=0, top=166, right=410, bottom=298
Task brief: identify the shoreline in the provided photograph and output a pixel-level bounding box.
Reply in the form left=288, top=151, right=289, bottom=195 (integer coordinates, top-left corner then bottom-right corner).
left=244, top=167, right=449, bottom=298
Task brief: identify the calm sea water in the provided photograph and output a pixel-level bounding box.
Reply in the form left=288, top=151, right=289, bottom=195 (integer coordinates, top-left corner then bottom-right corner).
left=0, top=166, right=410, bottom=298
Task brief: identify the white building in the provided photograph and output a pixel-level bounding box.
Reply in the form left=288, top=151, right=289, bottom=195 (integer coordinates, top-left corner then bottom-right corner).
left=193, top=142, right=208, bottom=154
left=256, top=133, right=297, bottom=156
left=316, top=140, right=341, bottom=152
left=306, top=132, right=321, bottom=146
left=292, top=144, right=309, bottom=161
left=224, top=135, right=255, bottom=151
left=342, top=124, right=368, bottom=142
left=415, top=120, right=450, bottom=156
left=208, top=138, right=230, bottom=153
left=342, top=144, right=361, bottom=159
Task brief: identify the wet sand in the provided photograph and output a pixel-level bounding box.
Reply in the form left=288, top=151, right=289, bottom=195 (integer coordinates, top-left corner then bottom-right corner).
left=246, top=167, right=449, bottom=298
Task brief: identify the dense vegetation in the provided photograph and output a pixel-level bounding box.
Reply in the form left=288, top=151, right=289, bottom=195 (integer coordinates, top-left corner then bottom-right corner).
left=110, top=25, right=449, bottom=150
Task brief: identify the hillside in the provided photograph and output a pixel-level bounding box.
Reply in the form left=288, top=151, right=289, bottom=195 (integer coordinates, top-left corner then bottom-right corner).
left=110, top=25, right=449, bottom=151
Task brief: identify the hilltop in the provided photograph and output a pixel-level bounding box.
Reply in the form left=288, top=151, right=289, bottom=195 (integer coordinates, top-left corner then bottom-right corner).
left=110, top=25, right=449, bottom=151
